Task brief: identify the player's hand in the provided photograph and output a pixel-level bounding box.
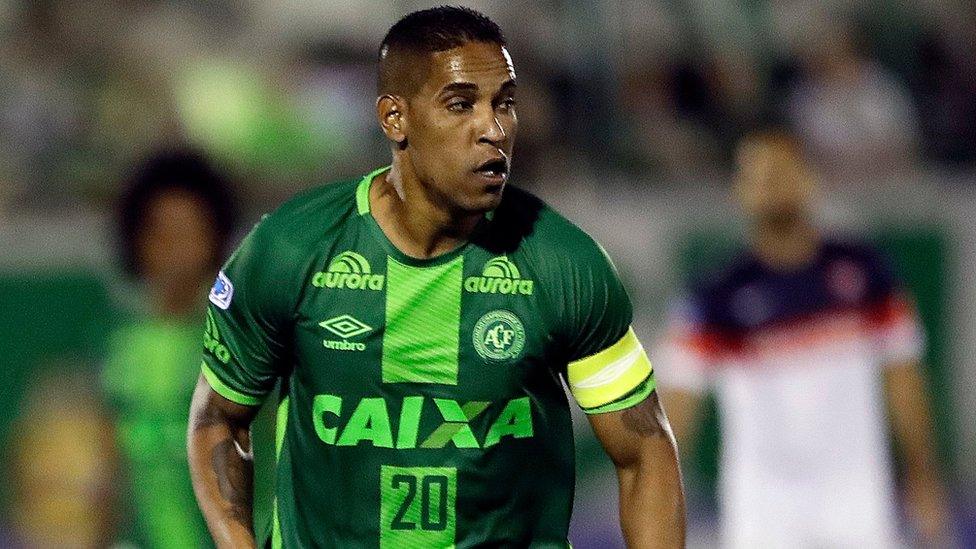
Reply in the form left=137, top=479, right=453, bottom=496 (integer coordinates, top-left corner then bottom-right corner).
left=905, top=473, right=952, bottom=547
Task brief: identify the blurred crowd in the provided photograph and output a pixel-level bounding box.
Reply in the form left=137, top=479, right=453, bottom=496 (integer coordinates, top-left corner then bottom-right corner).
left=1, top=0, right=975, bottom=217
left=1, top=1, right=975, bottom=547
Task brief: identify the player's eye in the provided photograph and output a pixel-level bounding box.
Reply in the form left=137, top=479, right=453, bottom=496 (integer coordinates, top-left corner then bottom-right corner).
left=497, top=97, right=517, bottom=111
left=447, top=99, right=473, bottom=113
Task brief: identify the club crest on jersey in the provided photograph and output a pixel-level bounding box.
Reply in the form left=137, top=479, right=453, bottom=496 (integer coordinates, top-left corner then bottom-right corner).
left=473, top=310, right=526, bottom=362
left=209, top=271, right=234, bottom=310
left=464, top=256, right=534, bottom=296
left=312, top=251, right=385, bottom=291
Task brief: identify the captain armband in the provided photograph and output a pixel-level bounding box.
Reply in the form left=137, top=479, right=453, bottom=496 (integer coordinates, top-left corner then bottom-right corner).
left=567, top=327, right=655, bottom=414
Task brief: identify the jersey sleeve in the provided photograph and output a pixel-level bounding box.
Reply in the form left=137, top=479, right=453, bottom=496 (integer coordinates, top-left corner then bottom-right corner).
left=201, top=218, right=295, bottom=406
left=652, top=295, right=715, bottom=393
left=561, top=239, right=655, bottom=415
left=863, top=248, right=925, bottom=366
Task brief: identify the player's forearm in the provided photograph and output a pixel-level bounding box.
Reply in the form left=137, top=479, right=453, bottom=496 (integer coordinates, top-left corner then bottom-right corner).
left=884, top=363, right=941, bottom=480
left=616, top=436, right=686, bottom=548
left=188, top=377, right=258, bottom=549
left=883, top=362, right=952, bottom=542
left=592, top=394, right=686, bottom=548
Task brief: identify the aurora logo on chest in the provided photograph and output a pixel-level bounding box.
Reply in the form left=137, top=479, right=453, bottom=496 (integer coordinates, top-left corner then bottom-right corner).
left=464, top=256, right=534, bottom=296
left=312, top=250, right=385, bottom=291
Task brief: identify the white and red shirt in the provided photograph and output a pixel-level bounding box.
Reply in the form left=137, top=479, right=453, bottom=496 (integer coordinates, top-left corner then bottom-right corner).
left=658, top=240, right=923, bottom=547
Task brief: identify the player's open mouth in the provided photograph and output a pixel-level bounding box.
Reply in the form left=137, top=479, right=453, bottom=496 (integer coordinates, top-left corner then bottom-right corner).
left=474, top=158, right=509, bottom=184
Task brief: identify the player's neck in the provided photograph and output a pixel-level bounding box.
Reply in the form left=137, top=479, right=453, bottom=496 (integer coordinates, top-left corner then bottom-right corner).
left=753, top=223, right=820, bottom=272
left=371, top=164, right=482, bottom=259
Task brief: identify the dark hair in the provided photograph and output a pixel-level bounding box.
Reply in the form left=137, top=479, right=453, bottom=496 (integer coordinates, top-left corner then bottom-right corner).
left=378, top=6, right=505, bottom=94
left=116, top=149, right=237, bottom=278
left=381, top=6, right=504, bottom=57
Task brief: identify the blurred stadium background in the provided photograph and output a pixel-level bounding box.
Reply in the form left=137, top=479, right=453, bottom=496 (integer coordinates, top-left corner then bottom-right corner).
left=1, top=1, right=974, bottom=547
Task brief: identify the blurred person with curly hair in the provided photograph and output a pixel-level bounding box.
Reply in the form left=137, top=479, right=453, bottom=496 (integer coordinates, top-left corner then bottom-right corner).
left=103, top=149, right=237, bottom=548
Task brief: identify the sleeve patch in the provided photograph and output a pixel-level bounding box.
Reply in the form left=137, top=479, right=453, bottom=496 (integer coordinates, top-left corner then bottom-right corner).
left=567, top=327, right=653, bottom=410
left=208, top=270, right=234, bottom=310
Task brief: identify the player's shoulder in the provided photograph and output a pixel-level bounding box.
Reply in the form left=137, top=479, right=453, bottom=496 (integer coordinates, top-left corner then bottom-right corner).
left=260, top=177, right=360, bottom=236
left=247, top=176, right=361, bottom=252
left=688, top=247, right=760, bottom=301
left=487, top=185, right=609, bottom=264
left=819, top=237, right=900, bottom=298
left=675, top=245, right=763, bottom=325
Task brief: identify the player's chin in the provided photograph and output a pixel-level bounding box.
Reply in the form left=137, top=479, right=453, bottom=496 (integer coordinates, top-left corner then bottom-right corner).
left=459, top=184, right=505, bottom=214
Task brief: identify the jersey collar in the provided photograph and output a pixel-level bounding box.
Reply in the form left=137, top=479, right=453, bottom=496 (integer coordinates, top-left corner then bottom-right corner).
left=356, top=165, right=390, bottom=216
left=357, top=166, right=486, bottom=268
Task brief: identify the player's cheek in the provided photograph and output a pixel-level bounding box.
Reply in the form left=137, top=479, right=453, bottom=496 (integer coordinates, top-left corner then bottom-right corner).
left=505, top=118, right=517, bottom=146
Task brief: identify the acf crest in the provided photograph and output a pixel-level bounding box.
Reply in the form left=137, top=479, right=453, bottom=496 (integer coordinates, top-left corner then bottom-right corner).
left=473, top=310, right=526, bottom=362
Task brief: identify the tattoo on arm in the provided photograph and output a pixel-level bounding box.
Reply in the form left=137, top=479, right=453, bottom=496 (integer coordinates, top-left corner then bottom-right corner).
left=211, top=438, right=254, bottom=528
left=621, top=392, right=667, bottom=438
left=193, top=404, right=229, bottom=431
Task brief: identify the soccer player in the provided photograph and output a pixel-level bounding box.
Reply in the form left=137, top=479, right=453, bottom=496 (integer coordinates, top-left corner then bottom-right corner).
left=657, top=128, right=950, bottom=547
left=106, top=150, right=237, bottom=548
left=188, top=7, right=685, bottom=548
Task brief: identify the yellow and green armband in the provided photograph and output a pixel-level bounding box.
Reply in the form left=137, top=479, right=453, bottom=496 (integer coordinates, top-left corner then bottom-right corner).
left=567, top=327, right=655, bottom=414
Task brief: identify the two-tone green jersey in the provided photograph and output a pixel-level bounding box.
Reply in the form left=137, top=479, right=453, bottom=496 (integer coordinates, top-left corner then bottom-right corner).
left=201, top=167, right=655, bottom=548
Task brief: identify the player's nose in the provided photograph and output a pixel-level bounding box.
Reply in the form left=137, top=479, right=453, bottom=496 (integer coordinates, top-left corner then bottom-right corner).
left=477, top=112, right=506, bottom=146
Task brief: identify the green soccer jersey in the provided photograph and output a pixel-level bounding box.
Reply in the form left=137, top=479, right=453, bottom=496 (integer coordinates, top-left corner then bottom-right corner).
left=105, top=317, right=211, bottom=548
left=201, top=166, right=655, bottom=548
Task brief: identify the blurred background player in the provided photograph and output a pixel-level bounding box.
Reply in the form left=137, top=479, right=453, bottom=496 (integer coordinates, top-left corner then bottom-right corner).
left=657, top=127, right=951, bottom=548
left=103, top=149, right=238, bottom=548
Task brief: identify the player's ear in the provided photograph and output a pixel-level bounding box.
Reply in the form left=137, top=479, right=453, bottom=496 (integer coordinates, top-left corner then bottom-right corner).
left=377, top=95, right=407, bottom=148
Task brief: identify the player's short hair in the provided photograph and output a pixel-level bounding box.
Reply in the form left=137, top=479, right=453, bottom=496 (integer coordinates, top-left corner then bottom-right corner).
left=377, top=6, right=506, bottom=95
left=116, top=148, right=237, bottom=278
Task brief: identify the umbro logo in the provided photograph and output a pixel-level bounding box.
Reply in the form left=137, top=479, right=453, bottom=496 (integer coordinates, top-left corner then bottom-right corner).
left=320, top=314, right=372, bottom=351
left=312, top=251, right=385, bottom=291
left=320, top=314, right=372, bottom=338
left=464, top=256, right=534, bottom=296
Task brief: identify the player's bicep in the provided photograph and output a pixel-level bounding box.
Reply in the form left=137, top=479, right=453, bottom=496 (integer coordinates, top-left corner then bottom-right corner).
left=557, top=233, right=653, bottom=412
left=588, top=391, right=672, bottom=469
left=189, top=374, right=262, bottom=433
left=566, top=327, right=655, bottom=414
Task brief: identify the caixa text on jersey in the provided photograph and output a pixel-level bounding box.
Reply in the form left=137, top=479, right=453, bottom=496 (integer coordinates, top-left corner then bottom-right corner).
left=312, top=394, right=534, bottom=449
